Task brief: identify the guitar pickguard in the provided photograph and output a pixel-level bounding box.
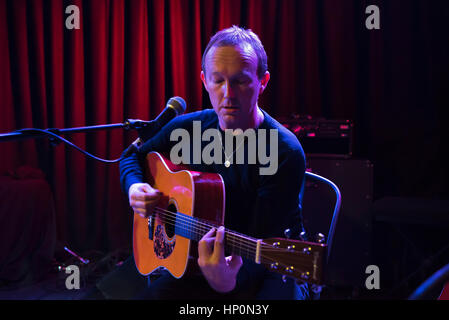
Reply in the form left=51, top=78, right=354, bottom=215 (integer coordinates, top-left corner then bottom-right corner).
left=153, top=224, right=176, bottom=259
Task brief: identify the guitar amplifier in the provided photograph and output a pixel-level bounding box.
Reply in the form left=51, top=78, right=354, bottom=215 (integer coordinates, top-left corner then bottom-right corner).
left=280, top=115, right=354, bottom=158
left=301, top=158, right=373, bottom=289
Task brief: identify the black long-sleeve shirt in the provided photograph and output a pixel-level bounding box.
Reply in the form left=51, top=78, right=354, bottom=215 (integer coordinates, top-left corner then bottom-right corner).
left=120, top=108, right=306, bottom=239
left=119, top=108, right=308, bottom=298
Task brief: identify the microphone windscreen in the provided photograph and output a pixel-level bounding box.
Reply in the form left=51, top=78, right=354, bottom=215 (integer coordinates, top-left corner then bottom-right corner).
left=167, top=97, right=187, bottom=115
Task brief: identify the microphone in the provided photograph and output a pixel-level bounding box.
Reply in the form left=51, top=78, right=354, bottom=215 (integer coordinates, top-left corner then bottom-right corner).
left=153, top=96, right=187, bottom=132
left=122, top=97, right=186, bottom=158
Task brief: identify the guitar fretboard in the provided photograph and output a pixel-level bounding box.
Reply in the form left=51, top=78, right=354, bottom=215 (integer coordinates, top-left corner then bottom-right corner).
left=157, top=208, right=260, bottom=261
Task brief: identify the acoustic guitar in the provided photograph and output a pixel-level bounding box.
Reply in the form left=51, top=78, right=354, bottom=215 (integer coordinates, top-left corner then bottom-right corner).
left=132, top=152, right=327, bottom=285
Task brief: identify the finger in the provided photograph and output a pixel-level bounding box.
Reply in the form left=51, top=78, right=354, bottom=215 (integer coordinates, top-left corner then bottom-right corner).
left=140, top=184, right=162, bottom=196
left=202, top=227, right=217, bottom=240
left=132, top=190, right=161, bottom=201
left=212, top=226, right=225, bottom=261
left=227, top=254, right=243, bottom=271
left=198, top=239, right=214, bottom=261
left=139, top=183, right=152, bottom=192
left=198, top=227, right=216, bottom=259
left=133, top=203, right=159, bottom=214
left=130, top=199, right=157, bottom=211
left=133, top=207, right=148, bottom=218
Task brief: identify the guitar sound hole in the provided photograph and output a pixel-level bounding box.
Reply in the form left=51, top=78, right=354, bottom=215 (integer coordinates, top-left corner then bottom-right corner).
left=164, top=203, right=177, bottom=239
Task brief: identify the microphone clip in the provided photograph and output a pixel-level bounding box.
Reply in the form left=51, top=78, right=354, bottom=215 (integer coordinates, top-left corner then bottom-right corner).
left=123, top=119, right=154, bottom=131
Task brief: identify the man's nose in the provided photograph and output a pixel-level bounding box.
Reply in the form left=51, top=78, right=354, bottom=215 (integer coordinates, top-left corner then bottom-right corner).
left=223, top=81, right=236, bottom=99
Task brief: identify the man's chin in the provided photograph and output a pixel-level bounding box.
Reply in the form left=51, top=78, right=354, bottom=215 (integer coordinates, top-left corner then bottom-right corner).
left=219, top=115, right=240, bottom=129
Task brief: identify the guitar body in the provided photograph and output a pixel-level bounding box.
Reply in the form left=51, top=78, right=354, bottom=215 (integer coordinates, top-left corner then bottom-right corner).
left=133, top=152, right=225, bottom=278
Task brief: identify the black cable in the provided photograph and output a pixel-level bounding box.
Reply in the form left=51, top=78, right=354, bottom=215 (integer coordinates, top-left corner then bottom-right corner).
left=16, top=128, right=125, bottom=163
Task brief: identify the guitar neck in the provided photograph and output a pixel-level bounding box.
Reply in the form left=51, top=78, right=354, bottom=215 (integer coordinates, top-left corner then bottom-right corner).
left=165, top=210, right=260, bottom=262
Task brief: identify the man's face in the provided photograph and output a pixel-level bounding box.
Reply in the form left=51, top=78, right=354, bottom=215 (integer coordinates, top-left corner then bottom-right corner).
left=201, top=44, right=269, bottom=130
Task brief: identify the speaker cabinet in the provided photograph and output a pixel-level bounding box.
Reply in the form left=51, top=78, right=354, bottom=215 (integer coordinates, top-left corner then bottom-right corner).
left=302, top=157, right=373, bottom=288
left=371, top=197, right=449, bottom=298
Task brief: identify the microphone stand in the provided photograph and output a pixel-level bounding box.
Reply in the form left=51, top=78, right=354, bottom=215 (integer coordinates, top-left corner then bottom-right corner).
left=0, top=119, right=151, bottom=143
left=0, top=119, right=155, bottom=162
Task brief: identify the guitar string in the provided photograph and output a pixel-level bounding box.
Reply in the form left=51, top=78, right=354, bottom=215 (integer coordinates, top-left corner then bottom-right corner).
left=146, top=209, right=316, bottom=270
left=152, top=206, right=259, bottom=244
left=145, top=211, right=315, bottom=271
left=146, top=207, right=318, bottom=266
left=151, top=206, right=315, bottom=255
left=152, top=206, right=277, bottom=252
left=152, top=206, right=316, bottom=262
left=154, top=206, right=261, bottom=244
left=152, top=207, right=259, bottom=255
left=151, top=206, right=310, bottom=252
left=152, top=205, right=272, bottom=247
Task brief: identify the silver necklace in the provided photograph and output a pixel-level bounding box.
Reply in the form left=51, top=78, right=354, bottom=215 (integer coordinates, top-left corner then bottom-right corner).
left=217, top=128, right=245, bottom=168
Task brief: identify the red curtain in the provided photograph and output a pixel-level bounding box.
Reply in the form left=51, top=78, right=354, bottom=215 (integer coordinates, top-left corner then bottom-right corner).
left=0, top=0, right=448, bottom=253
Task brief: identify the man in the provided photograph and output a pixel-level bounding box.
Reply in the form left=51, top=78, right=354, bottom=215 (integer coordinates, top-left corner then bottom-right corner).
left=118, top=26, right=309, bottom=299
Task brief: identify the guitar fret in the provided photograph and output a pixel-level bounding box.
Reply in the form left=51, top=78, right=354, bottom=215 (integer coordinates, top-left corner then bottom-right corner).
left=170, top=210, right=258, bottom=261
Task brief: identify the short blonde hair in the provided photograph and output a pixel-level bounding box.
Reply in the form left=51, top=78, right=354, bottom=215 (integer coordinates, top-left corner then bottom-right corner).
left=201, top=25, right=268, bottom=79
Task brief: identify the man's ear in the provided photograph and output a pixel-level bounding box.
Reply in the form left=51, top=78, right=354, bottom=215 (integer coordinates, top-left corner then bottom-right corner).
left=201, top=71, right=208, bottom=91
left=259, top=71, right=270, bottom=94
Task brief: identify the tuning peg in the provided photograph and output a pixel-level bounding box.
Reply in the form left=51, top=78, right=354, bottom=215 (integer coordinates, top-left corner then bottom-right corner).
left=316, top=233, right=326, bottom=243
left=299, top=231, right=307, bottom=241
left=282, top=275, right=287, bottom=283
left=284, top=228, right=292, bottom=239
left=300, top=272, right=310, bottom=280
left=270, top=262, right=279, bottom=270
left=302, top=246, right=312, bottom=255
left=285, top=266, right=294, bottom=274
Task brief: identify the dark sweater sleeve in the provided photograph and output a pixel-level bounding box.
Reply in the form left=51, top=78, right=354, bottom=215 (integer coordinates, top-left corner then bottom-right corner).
left=119, top=151, right=145, bottom=196
left=119, top=122, right=175, bottom=195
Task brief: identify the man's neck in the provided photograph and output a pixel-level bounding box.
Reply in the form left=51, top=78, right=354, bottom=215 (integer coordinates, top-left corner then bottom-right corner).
left=253, top=107, right=265, bottom=129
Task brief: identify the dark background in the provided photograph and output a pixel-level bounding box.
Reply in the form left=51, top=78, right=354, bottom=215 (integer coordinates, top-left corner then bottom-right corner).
left=0, top=0, right=448, bottom=298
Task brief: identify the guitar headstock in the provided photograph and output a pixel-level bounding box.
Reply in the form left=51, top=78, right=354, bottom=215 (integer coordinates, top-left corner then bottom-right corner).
left=260, top=238, right=327, bottom=285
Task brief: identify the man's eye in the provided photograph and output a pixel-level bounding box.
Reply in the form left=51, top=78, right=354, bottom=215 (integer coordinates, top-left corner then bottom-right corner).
left=236, top=78, right=249, bottom=85
left=213, top=79, right=223, bottom=84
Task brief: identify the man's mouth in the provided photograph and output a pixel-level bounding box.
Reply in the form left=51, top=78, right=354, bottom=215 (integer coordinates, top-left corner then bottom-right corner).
left=221, top=106, right=239, bottom=115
